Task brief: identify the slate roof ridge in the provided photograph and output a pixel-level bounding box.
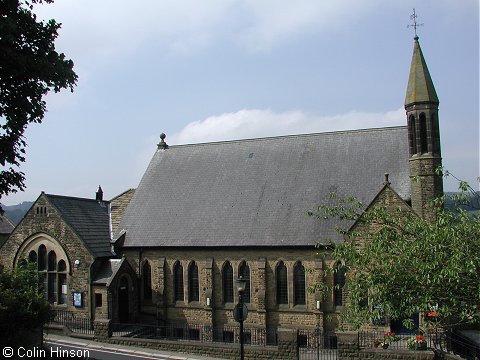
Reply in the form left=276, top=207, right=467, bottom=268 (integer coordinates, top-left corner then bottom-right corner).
left=44, top=193, right=112, bottom=258
left=109, top=188, right=135, bottom=202
left=44, top=193, right=110, bottom=204
left=166, top=125, right=407, bottom=149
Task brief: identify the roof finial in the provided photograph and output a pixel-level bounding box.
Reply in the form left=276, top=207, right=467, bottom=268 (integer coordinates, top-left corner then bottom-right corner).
left=157, top=133, right=168, bottom=149
left=384, top=173, right=391, bottom=185
left=408, top=8, right=423, bottom=40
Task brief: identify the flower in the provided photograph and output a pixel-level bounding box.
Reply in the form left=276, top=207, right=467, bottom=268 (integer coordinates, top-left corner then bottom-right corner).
left=381, top=332, right=400, bottom=346
left=407, top=334, right=427, bottom=350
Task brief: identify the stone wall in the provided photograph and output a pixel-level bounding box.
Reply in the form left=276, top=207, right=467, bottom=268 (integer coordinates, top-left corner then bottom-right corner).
left=121, top=247, right=333, bottom=330
left=110, top=189, right=135, bottom=238
left=409, top=155, right=442, bottom=221
left=0, top=194, right=95, bottom=318
left=93, top=322, right=446, bottom=360
left=435, top=352, right=467, bottom=360
left=96, top=321, right=297, bottom=360
left=359, top=348, right=435, bottom=359
left=337, top=332, right=436, bottom=360
left=92, top=285, right=108, bottom=319
left=94, top=319, right=111, bottom=341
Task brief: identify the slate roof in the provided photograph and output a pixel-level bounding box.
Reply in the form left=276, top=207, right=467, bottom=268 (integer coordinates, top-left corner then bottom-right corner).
left=120, top=126, right=410, bottom=248
left=92, top=258, right=123, bottom=286
left=0, top=214, right=14, bottom=234
left=405, top=37, right=439, bottom=106
left=46, top=194, right=112, bottom=257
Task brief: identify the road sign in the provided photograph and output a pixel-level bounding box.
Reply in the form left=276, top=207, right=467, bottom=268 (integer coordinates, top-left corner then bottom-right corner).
left=233, top=303, right=248, bottom=322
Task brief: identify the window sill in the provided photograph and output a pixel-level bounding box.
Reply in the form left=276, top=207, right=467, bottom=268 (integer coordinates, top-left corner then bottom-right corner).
left=52, top=303, right=68, bottom=308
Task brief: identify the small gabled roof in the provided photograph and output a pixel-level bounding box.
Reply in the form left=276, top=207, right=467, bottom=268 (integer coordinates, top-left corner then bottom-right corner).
left=0, top=214, right=15, bottom=235
left=45, top=194, right=112, bottom=257
left=347, top=180, right=414, bottom=234
left=405, top=37, right=439, bottom=107
left=92, top=258, right=124, bottom=286
left=120, top=126, right=410, bottom=248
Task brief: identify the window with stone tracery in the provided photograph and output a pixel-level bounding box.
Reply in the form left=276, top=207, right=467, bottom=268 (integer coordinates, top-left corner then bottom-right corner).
left=238, top=261, right=250, bottom=303
left=20, top=239, right=69, bottom=305
left=276, top=261, right=288, bottom=305
left=222, top=261, right=233, bottom=303
left=188, top=261, right=199, bottom=302
left=173, top=261, right=184, bottom=302
left=293, top=261, right=306, bottom=305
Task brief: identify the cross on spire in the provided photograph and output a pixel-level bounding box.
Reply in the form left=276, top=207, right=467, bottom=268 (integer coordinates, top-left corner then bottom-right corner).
left=408, top=8, right=423, bottom=39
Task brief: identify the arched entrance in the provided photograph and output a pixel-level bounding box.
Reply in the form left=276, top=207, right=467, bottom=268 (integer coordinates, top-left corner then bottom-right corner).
left=118, top=276, right=130, bottom=323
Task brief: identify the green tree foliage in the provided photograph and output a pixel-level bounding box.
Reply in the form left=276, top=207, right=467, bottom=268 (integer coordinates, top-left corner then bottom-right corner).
left=308, top=187, right=480, bottom=331
left=0, top=0, right=77, bottom=202
left=0, top=263, right=52, bottom=347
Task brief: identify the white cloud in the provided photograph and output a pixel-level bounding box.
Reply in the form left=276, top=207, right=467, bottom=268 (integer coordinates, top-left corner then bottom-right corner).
left=168, top=108, right=405, bottom=145
left=35, top=0, right=235, bottom=59
left=236, top=0, right=372, bottom=51
left=34, top=0, right=385, bottom=59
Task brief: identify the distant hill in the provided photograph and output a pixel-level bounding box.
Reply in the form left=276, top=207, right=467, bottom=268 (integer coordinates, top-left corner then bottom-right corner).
left=1, top=201, right=34, bottom=225
left=444, top=191, right=480, bottom=215
left=0, top=192, right=478, bottom=227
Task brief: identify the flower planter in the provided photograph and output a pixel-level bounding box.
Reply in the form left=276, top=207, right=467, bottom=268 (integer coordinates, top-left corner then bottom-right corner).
left=415, top=342, right=427, bottom=350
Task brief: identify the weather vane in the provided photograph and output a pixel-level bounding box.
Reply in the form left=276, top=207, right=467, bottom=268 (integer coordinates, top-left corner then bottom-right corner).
left=407, top=8, right=423, bottom=38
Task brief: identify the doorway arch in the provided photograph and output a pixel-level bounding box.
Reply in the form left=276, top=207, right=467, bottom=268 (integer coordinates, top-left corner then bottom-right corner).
left=118, top=276, right=130, bottom=323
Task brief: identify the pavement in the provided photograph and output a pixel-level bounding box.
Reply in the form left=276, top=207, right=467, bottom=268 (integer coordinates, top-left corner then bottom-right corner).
left=44, top=333, right=229, bottom=360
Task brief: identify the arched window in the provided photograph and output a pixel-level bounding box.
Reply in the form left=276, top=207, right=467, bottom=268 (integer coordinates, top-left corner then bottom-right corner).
left=431, top=114, right=439, bottom=154
left=222, top=261, right=233, bottom=303
left=419, top=113, right=428, bottom=154
left=19, top=236, right=69, bottom=305
left=142, top=261, right=152, bottom=301
left=409, top=115, right=417, bottom=155
left=188, top=261, right=199, bottom=302
left=38, top=245, right=47, bottom=271
left=28, top=250, right=37, bottom=263
left=276, top=261, right=288, bottom=305
left=48, top=251, right=57, bottom=271
left=334, top=263, right=346, bottom=306
left=47, top=251, right=57, bottom=303
left=58, top=260, right=67, bottom=305
left=293, top=262, right=306, bottom=305
left=238, top=261, right=250, bottom=303
left=173, top=261, right=184, bottom=302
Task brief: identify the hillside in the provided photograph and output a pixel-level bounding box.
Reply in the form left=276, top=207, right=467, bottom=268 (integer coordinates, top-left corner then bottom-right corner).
left=1, top=202, right=34, bottom=225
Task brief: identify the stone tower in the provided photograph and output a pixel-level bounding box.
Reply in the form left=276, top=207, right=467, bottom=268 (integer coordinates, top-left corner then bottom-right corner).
left=405, top=36, right=443, bottom=219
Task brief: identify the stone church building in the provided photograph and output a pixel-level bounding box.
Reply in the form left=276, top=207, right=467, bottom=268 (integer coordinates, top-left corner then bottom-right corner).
left=0, top=36, right=442, bottom=334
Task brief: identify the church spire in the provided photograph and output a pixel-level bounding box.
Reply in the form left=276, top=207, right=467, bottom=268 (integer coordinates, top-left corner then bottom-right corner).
left=405, top=37, right=439, bottom=107
left=404, top=32, right=443, bottom=220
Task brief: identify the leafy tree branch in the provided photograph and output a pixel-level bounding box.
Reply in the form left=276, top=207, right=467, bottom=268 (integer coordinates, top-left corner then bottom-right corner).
left=0, top=0, right=77, bottom=205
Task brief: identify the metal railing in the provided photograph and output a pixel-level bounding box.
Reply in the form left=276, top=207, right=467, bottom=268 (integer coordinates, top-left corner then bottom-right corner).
left=443, top=332, right=480, bottom=360
left=49, top=309, right=94, bottom=335
left=297, top=328, right=338, bottom=360
left=111, top=323, right=277, bottom=346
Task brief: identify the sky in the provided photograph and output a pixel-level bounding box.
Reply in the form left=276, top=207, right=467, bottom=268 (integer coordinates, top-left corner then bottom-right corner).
left=2, top=0, right=479, bottom=205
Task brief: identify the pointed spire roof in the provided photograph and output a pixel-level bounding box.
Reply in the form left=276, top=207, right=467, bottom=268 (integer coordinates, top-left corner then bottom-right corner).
left=405, top=37, right=439, bottom=107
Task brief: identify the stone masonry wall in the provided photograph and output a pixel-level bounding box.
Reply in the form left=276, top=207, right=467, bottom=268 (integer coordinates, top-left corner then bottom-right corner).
left=337, top=332, right=436, bottom=360
left=96, top=323, right=297, bottom=360
left=121, top=247, right=332, bottom=330
left=110, top=189, right=135, bottom=238
left=409, top=156, right=443, bottom=221
left=0, top=194, right=95, bottom=317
